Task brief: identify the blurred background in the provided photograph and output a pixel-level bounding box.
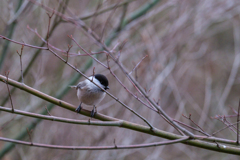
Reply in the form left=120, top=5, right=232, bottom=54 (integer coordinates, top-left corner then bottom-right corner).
left=1, top=0, right=240, bottom=159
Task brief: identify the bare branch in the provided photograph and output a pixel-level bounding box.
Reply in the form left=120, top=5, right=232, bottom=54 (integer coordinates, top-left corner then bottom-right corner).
left=37, top=33, right=154, bottom=129
left=0, top=136, right=189, bottom=150
left=26, top=128, right=33, bottom=145
left=174, top=119, right=210, bottom=136
left=129, top=55, right=148, bottom=75
left=46, top=9, right=55, bottom=48
left=65, top=44, right=72, bottom=63
left=45, top=106, right=52, bottom=116
left=0, top=35, right=48, bottom=50
left=182, top=114, right=208, bottom=135
left=0, top=106, right=123, bottom=126
left=212, top=121, right=240, bottom=136
left=4, top=71, right=14, bottom=112
left=16, top=45, right=24, bottom=83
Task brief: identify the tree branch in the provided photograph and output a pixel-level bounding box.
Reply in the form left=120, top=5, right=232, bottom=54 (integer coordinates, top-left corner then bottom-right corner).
left=1, top=75, right=240, bottom=154
left=0, top=136, right=189, bottom=150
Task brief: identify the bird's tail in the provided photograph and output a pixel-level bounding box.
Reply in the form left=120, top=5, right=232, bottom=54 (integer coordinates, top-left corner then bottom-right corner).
left=69, top=85, right=77, bottom=89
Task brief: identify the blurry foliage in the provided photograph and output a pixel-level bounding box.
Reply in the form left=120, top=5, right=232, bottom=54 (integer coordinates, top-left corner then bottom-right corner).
left=0, top=0, right=240, bottom=159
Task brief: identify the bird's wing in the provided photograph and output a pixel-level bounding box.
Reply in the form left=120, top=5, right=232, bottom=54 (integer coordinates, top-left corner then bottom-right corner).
left=76, top=81, right=87, bottom=90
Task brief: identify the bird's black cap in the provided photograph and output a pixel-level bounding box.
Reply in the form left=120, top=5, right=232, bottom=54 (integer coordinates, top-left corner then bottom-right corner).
left=94, top=74, right=109, bottom=90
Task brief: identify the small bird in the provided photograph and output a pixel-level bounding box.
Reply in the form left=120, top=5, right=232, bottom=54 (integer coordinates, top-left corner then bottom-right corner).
left=71, top=74, right=109, bottom=117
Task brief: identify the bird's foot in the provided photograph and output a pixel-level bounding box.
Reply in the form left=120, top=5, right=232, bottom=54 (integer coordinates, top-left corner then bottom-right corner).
left=75, top=104, right=82, bottom=113
left=90, top=109, right=96, bottom=117
left=90, top=106, right=97, bottom=117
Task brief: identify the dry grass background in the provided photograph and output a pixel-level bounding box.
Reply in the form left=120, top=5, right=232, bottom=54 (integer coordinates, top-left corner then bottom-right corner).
left=1, top=0, right=240, bottom=159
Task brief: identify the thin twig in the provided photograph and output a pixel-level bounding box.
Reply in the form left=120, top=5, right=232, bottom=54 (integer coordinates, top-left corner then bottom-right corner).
left=160, top=115, right=184, bottom=136
left=212, top=121, right=240, bottom=136
left=16, top=45, right=24, bottom=83
left=212, top=114, right=238, bottom=118
left=0, top=35, right=48, bottom=50
left=45, top=106, right=52, bottom=116
left=116, top=40, right=127, bottom=60
left=110, top=42, right=120, bottom=53
left=4, top=71, right=14, bottom=112
left=237, top=99, right=240, bottom=144
left=129, top=55, right=148, bottom=75
left=213, top=115, right=238, bottom=134
left=26, top=128, right=33, bottom=145
left=174, top=119, right=210, bottom=136
left=65, top=44, right=72, bottom=63
left=46, top=10, right=55, bottom=48
left=182, top=114, right=206, bottom=134
left=229, top=105, right=238, bottom=114
left=62, top=51, right=103, bottom=57
left=69, top=35, right=108, bottom=68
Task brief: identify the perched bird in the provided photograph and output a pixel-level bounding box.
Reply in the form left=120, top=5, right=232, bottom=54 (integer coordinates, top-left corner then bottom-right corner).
left=71, top=74, right=109, bottom=117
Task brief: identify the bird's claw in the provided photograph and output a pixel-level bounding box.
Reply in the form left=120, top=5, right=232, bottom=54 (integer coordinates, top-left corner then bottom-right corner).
left=90, top=109, right=95, bottom=117
left=75, top=105, right=82, bottom=113
left=90, top=106, right=97, bottom=117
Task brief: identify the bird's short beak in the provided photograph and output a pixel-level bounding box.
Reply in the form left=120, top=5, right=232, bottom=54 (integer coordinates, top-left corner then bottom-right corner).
left=105, top=86, right=109, bottom=90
